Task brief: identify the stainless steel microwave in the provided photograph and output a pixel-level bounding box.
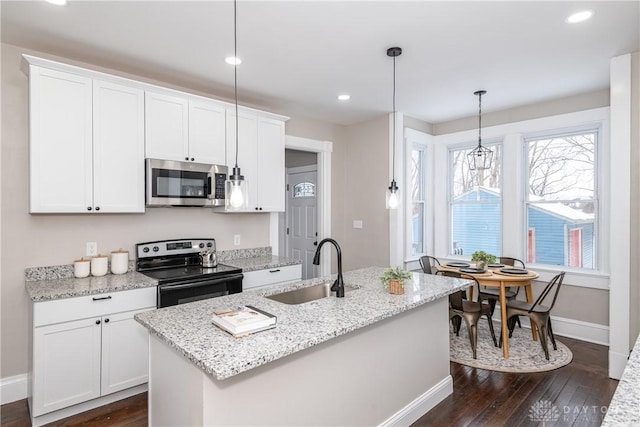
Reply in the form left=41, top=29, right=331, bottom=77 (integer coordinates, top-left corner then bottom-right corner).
left=145, top=159, right=227, bottom=207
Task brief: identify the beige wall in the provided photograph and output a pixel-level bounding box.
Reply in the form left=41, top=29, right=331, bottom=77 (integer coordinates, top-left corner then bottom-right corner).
left=433, top=89, right=610, bottom=135
left=340, top=115, right=390, bottom=271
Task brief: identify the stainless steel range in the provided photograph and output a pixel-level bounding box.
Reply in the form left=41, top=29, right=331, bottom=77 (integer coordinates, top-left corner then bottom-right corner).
left=136, top=238, right=243, bottom=308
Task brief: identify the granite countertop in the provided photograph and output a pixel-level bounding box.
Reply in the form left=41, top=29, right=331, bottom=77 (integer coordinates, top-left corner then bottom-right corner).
left=24, top=247, right=300, bottom=302
left=134, top=266, right=470, bottom=381
left=223, top=254, right=301, bottom=272
left=25, top=271, right=158, bottom=302
left=602, top=334, right=640, bottom=426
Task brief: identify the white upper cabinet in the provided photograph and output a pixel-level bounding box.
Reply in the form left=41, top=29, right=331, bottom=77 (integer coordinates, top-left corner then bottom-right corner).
left=225, top=108, right=286, bottom=212
left=29, top=67, right=93, bottom=213
left=93, top=80, right=145, bottom=213
left=144, top=91, right=189, bottom=161
left=189, top=100, right=227, bottom=165
left=28, top=64, right=144, bottom=214
left=257, top=117, right=286, bottom=212
left=145, top=91, right=226, bottom=164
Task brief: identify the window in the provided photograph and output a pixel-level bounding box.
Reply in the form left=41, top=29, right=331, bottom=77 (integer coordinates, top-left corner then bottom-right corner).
left=293, top=182, right=315, bottom=198
left=449, top=144, right=502, bottom=257
left=525, top=129, right=597, bottom=269
left=410, top=145, right=426, bottom=256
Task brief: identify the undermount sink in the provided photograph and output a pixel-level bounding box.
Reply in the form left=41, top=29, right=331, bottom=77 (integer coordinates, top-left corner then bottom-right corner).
left=266, top=282, right=355, bottom=305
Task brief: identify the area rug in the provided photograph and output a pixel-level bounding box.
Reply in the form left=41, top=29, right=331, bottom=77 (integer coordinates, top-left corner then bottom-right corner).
left=449, top=321, right=573, bottom=373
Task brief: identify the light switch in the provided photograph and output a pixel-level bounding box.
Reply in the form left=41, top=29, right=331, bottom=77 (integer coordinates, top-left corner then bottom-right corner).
left=353, top=220, right=363, bottom=229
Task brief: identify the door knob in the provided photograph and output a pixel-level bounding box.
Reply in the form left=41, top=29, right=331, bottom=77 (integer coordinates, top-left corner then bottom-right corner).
left=314, top=241, right=318, bottom=246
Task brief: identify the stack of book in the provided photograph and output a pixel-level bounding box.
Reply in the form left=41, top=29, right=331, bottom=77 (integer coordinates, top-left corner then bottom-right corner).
left=212, top=305, right=277, bottom=337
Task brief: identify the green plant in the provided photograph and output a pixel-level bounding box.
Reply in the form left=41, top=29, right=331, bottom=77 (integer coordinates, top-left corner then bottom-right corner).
left=470, top=251, right=497, bottom=264
left=380, top=266, right=412, bottom=288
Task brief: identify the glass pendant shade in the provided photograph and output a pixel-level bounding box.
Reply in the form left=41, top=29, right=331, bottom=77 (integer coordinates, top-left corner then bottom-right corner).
left=386, top=180, right=400, bottom=209
left=225, top=166, right=248, bottom=210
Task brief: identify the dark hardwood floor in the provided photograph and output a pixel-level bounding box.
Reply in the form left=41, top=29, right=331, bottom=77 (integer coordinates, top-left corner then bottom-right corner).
left=1, top=337, right=618, bottom=427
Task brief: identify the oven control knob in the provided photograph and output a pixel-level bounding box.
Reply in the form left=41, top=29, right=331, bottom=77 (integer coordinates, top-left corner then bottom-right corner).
left=199, top=243, right=205, bottom=248
left=143, top=247, right=149, bottom=253
left=153, top=246, right=159, bottom=252
left=207, top=242, right=213, bottom=247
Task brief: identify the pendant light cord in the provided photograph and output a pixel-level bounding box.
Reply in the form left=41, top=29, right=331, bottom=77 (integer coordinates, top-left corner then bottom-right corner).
left=392, top=53, right=396, bottom=181
left=477, top=91, right=482, bottom=147
left=233, top=0, right=239, bottom=170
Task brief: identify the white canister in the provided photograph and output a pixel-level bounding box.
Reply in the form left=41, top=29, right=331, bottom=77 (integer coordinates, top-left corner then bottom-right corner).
left=110, top=249, right=129, bottom=275
left=91, top=254, right=109, bottom=277
left=74, top=258, right=91, bottom=278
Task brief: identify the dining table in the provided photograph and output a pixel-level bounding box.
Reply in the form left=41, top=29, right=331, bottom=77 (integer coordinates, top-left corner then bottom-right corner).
left=437, top=262, right=540, bottom=358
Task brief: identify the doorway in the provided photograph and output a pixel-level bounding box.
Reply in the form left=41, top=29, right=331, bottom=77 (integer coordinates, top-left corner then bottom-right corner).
left=283, top=150, right=318, bottom=279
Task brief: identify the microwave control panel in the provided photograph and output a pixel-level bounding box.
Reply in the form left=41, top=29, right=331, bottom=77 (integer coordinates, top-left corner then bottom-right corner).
left=214, top=173, right=226, bottom=200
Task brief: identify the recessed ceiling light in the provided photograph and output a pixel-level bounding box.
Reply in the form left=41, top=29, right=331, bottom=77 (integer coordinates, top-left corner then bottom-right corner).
left=566, top=10, right=593, bottom=24
left=225, top=56, right=242, bottom=65
left=337, top=94, right=350, bottom=101
left=45, top=0, right=67, bottom=5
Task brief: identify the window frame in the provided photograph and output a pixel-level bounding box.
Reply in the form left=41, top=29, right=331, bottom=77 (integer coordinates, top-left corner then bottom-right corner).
left=432, top=107, right=610, bottom=290
left=522, top=123, right=602, bottom=272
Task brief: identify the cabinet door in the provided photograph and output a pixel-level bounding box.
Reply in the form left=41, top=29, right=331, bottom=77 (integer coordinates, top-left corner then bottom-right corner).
left=101, top=308, right=153, bottom=395
left=257, top=117, right=286, bottom=211
left=145, top=91, right=189, bottom=161
left=226, top=109, right=258, bottom=210
left=189, top=100, right=226, bottom=164
left=32, top=318, right=102, bottom=416
left=93, top=81, right=145, bottom=213
left=29, top=66, right=93, bottom=213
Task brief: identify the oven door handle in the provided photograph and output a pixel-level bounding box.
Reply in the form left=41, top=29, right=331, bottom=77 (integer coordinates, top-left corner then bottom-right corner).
left=158, top=274, right=243, bottom=292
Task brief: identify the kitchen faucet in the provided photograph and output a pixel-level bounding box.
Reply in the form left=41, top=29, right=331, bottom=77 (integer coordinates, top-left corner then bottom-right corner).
left=312, top=238, right=345, bottom=298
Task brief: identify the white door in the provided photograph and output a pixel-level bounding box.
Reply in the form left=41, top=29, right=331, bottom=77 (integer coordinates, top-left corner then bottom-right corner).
left=145, top=91, right=189, bottom=161
left=188, top=100, right=226, bottom=165
left=101, top=308, right=153, bottom=395
left=93, top=80, right=145, bottom=213
left=29, top=66, right=93, bottom=213
left=33, top=318, right=102, bottom=416
left=287, top=166, right=318, bottom=279
left=257, top=117, right=286, bottom=211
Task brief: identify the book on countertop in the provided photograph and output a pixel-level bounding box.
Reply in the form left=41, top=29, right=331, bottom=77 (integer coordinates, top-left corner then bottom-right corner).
left=212, top=305, right=277, bottom=337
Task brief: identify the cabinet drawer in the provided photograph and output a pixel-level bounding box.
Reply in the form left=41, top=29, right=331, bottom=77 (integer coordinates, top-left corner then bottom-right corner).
left=34, top=286, right=156, bottom=327
left=243, top=264, right=302, bottom=290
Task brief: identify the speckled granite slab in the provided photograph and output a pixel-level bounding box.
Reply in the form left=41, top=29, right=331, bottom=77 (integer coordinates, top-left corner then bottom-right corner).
left=602, top=334, right=640, bottom=426
left=135, top=266, right=470, bottom=381
left=217, top=247, right=271, bottom=261
left=223, top=255, right=302, bottom=272
left=25, top=271, right=157, bottom=302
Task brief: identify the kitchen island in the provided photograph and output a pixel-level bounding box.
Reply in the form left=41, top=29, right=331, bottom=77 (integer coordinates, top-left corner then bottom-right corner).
left=135, top=266, right=469, bottom=426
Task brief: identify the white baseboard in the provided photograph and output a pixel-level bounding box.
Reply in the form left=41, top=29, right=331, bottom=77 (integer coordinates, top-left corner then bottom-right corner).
left=493, top=308, right=609, bottom=345
left=608, top=351, right=629, bottom=380
left=379, top=375, right=453, bottom=427
left=0, top=373, right=29, bottom=405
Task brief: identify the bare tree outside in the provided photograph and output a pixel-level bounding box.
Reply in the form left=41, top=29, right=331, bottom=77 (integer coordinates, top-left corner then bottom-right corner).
left=527, top=132, right=595, bottom=202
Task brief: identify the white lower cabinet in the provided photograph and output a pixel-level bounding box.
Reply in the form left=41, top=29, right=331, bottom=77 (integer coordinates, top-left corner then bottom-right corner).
left=242, top=264, right=302, bottom=290
left=31, top=288, right=155, bottom=419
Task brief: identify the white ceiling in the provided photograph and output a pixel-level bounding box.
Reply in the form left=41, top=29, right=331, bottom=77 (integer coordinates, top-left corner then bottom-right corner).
left=1, top=1, right=638, bottom=126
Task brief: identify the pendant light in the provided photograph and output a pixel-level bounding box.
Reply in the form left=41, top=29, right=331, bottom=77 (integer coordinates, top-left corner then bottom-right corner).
left=467, top=90, right=493, bottom=171
left=386, top=46, right=402, bottom=210
left=225, top=0, right=249, bottom=210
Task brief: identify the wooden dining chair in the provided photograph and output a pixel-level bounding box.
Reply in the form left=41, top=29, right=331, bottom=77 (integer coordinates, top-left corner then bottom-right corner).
left=419, top=255, right=441, bottom=275
left=438, top=270, right=498, bottom=359
left=478, top=256, right=525, bottom=333
left=501, top=272, right=565, bottom=360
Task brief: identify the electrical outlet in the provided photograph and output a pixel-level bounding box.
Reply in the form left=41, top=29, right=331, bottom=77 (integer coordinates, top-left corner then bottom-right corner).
left=86, top=242, right=98, bottom=257
left=234, top=235, right=241, bottom=246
